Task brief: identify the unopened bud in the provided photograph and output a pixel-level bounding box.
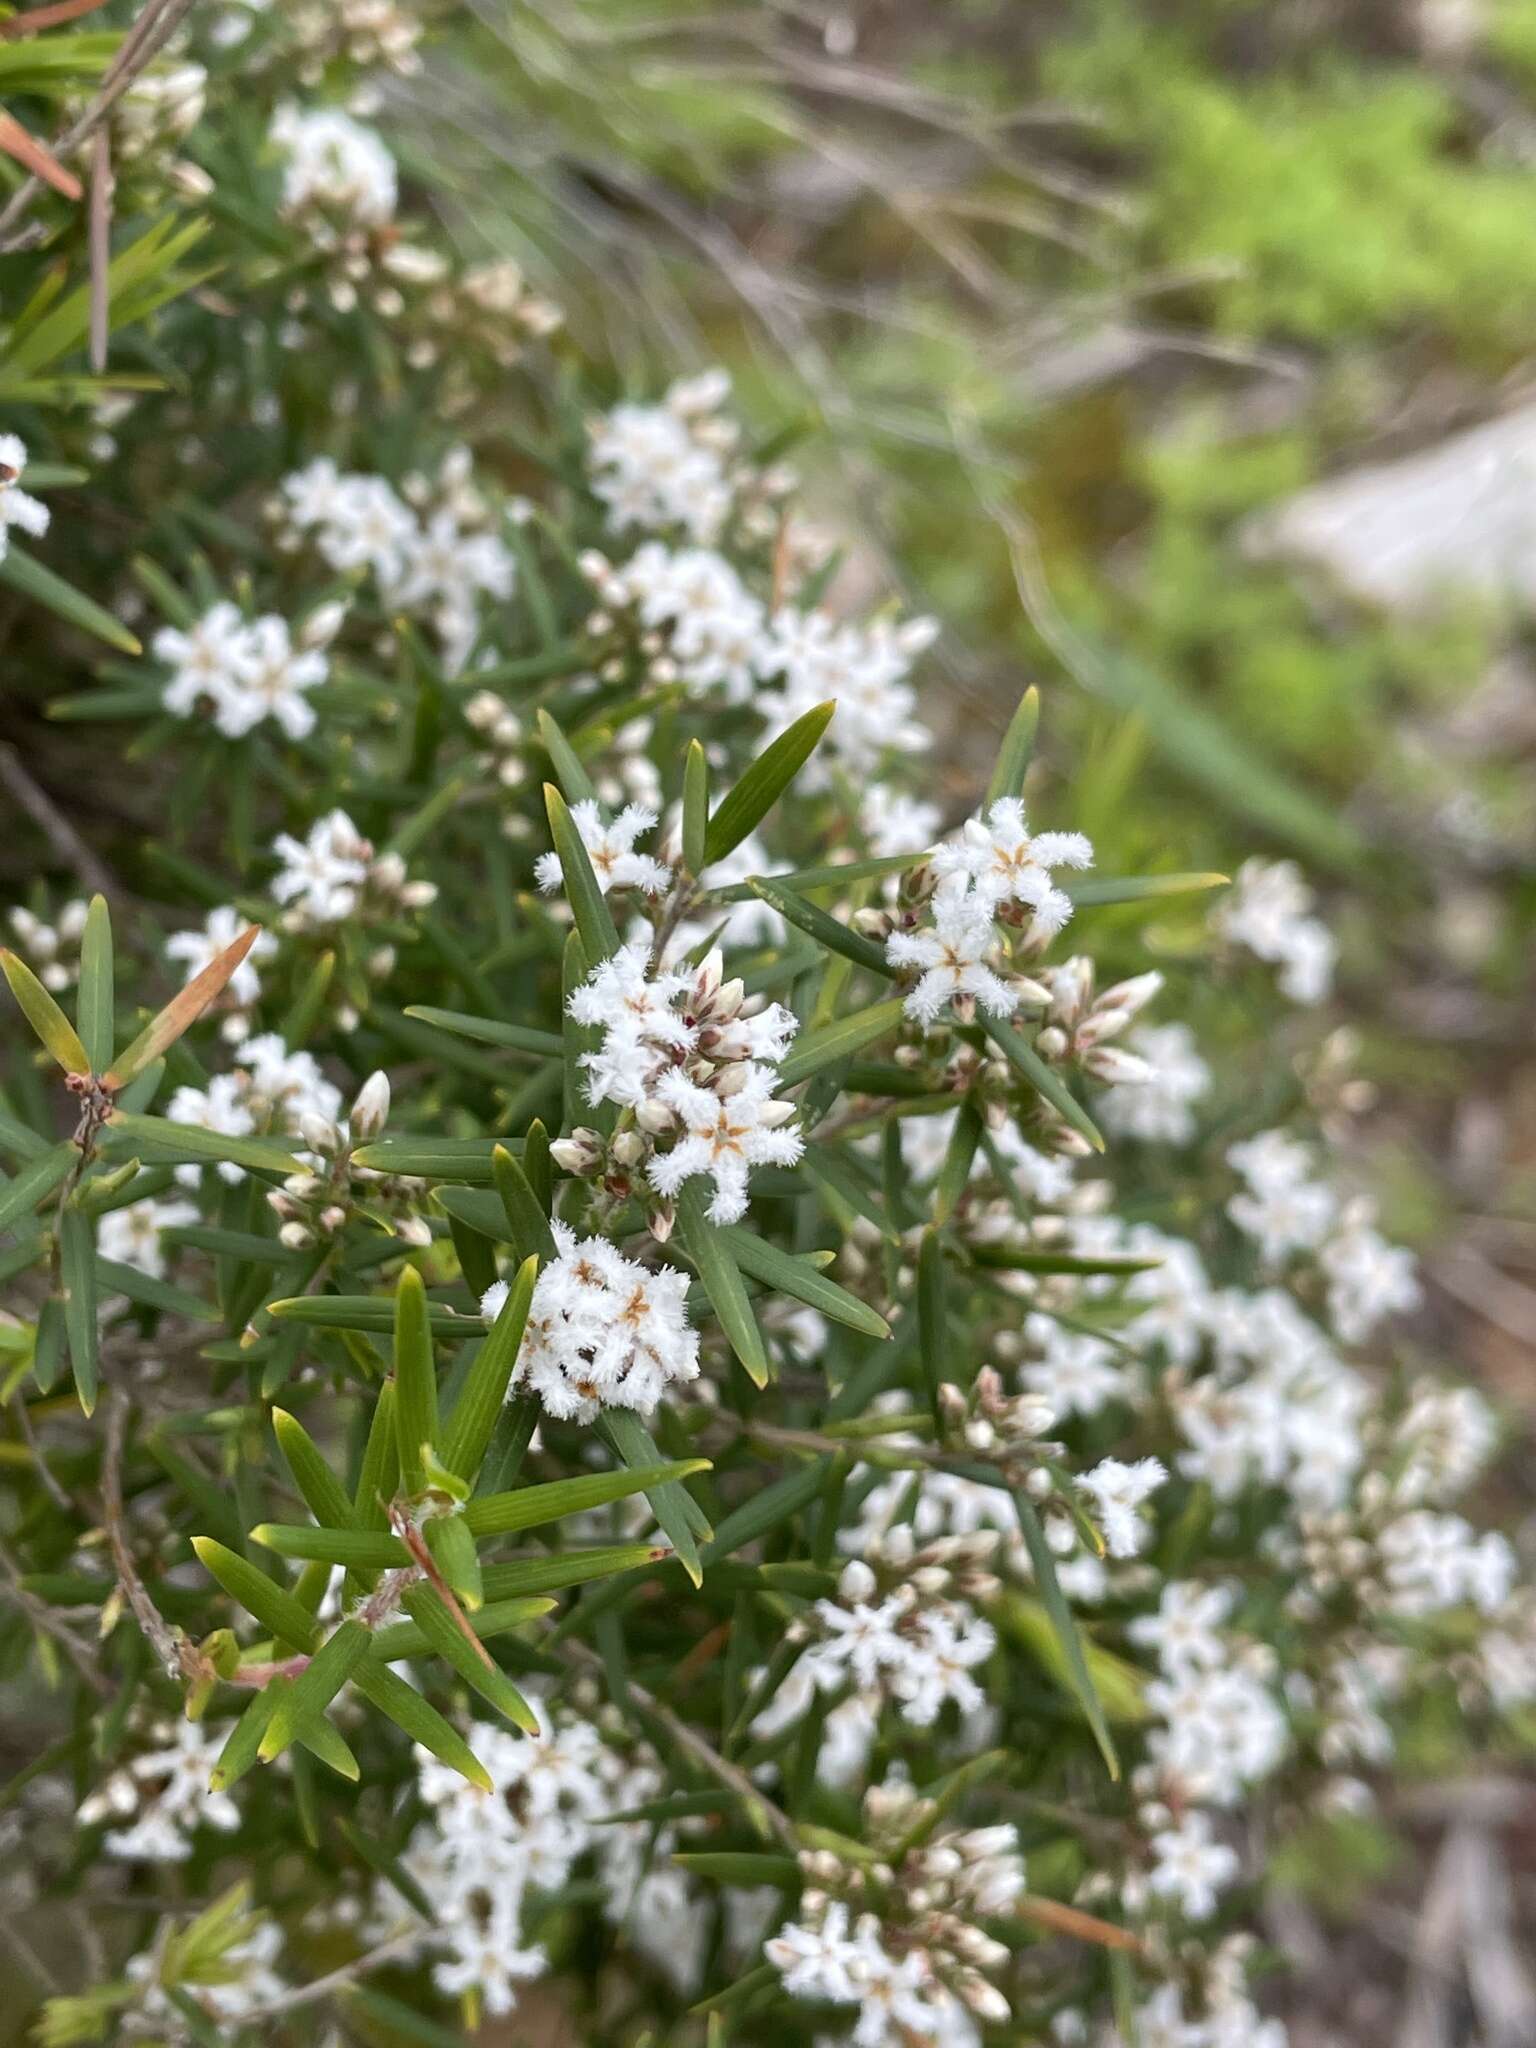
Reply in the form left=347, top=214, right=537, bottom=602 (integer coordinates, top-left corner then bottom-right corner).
left=396, top=1215, right=433, bottom=1248
left=350, top=1069, right=391, bottom=1141
left=279, top=1221, right=315, bottom=1250
left=648, top=1203, right=674, bottom=1244
left=299, top=599, right=348, bottom=649
left=299, top=1113, right=339, bottom=1155
left=610, top=1129, right=646, bottom=1168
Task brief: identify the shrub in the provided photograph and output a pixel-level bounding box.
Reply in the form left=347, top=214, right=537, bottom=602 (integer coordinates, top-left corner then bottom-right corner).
left=0, top=8, right=1530, bottom=2046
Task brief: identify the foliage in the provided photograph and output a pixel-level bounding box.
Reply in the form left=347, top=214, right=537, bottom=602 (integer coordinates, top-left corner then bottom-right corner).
left=0, top=5, right=1532, bottom=2048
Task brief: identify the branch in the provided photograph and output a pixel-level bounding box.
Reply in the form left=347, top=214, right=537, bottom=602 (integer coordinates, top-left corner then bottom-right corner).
left=100, top=1385, right=199, bottom=1683
left=0, top=743, right=122, bottom=903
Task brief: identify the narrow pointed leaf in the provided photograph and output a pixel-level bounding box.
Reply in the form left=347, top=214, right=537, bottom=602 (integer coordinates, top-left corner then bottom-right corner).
left=597, top=1409, right=706, bottom=1588
left=675, top=1182, right=770, bottom=1387
left=1012, top=1491, right=1119, bottom=1779
left=105, top=925, right=263, bottom=1088
left=682, top=738, right=709, bottom=874
left=272, top=1409, right=359, bottom=1531
left=492, top=1144, right=555, bottom=1262
left=392, top=1266, right=437, bottom=1495
left=717, top=1226, right=890, bottom=1339
left=440, top=1252, right=537, bottom=1482
left=374, top=1593, right=555, bottom=1665
left=350, top=1660, right=492, bottom=1790
left=58, top=1202, right=98, bottom=1413
left=536, top=707, right=597, bottom=802
left=1066, top=872, right=1228, bottom=909
left=917, top=1227, right=947, bottom=1419
left=1, top=950, right=91, bottom=1072
left=402, top=1584, right=542, bottom=1731
left=543, top=783, right=619, bottom=963
left=401, top=1006, right=563, bottom=1057
left=776, top=998, right=905, bottom=1087
left=463, top=1458, right=710, bottom=1539
left=76, top=895, right=114, bottom=1073
left=251, top=1525, right=410, bottom=1568
left=479, top=1544, right=664, bottom=1602
left=192, top=1538, right=321, bottom=1654
left=265, top=1296, right=472, bottom=1338
left=705, top=701, right=834, bottom=864
left=984, top=684, right=1040, bottom=805
left=0, top=542, right=142, bottom=654
left=747, top=880, right=893, bottom=978
left=105, top=1110, right=301, bottom=1175
left=258, top=1620, right=371, bottom=1762
left=981, top=1013, right=1105, bottom=1154
left=0, top=1141, right=76, bottom=1232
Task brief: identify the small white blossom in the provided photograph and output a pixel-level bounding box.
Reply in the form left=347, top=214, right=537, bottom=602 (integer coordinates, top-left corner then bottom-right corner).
left=1077, top=1456, right=1167, bottom=1558
left=535, top=799, right=673, bottom=898
left=886, top=876, right=1017, bottom=1026
left=0, top=433, right=51, bottom=563
left=1147, top=1810, right=1241, bottom=1921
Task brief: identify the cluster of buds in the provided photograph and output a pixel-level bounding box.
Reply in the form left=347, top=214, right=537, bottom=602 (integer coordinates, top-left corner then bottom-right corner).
left=1032, top=959, right=1163, bottom=1083
left=7, top=899, right=89, bottom=993
left=463, top=690, right=528, bottom=792
left=112, top=62, right=208, bottom=167
left=937, top=1367, right=1062, bottom=1480
left=278, top=0, right=426, bottom=82
left=834, top=1527, right=1006, bottom=1610
left=784, top=1778, right=1026, bottom=2030
left=265, top=1072, right=429, bottom=1251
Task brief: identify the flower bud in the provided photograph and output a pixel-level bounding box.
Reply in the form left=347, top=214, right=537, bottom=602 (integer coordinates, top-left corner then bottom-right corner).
left=300, top=1113, right=339, bottom=1155
left=279, top=1221, right=314, bottom=1250
left=350, top=1070, right=391, bottom=1142
left=396, top=1215, right=433, bottom=1248
left=299, top=599, right=348, bottom=649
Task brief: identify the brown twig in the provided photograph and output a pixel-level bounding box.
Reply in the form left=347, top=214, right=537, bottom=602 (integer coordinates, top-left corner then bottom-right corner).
left=0, top=1531, right=113, bottom=1697
left=0, top=0, right=205, bottom=251
left=100, top=1384, right=197, bottom=1682
left=0, top=742, right=123, bottom=902
left=1, top=0, right=113, bottom=37
left=89, top=124, right=114, bottom=373
left=10, top=1391, right=74, bottom=1515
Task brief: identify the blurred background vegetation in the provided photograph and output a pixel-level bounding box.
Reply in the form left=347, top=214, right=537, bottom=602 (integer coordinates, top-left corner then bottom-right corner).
left=386, top=0, right=1536, bottom=1390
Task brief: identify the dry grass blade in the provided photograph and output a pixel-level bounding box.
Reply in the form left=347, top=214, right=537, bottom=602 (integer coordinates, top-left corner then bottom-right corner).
left=104, top=923, right=262, bottom=1088
left=1, top=0, right=112, bottom=34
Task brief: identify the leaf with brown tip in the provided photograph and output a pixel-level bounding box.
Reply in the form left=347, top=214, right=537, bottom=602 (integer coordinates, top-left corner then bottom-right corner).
left=105, top=925, right=262, bottom=1089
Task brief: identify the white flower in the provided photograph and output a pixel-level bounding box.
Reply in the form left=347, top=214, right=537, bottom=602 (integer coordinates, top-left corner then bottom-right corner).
left=1099, top=1022, right=1211, bottom=1145
left=565, top=941, right=693, bottom=1105
left=535, top=798, right=673, bottom=898
left=647, top=1063, right=804, bottom=1223
left=761, top=608, right=935, bottom=780
left=165, top=905, right=276, bottom=1008
left=269, top=103, right=398, bottom=224
left=0, top=433, right=51, bottom=563
left=1147, top=1810, right=1241, bottom=1920
left=1226, top=1131, right=1336, bottom=1260
left=1021, top=1325, right=1128, bottom=1419
left=1319, top=1210, right=1420, bottom=1343
left=766, top=1899, right=863, bottom=2005
left=588, top=376, right=736, bottom=542
left=156, top=601, right=251, bottom=721
left=1378, top=1511, right=1515, bottom=1617
left=860, top=784, right=941, bottom=860
left=1129, top=1582, right=1234, bottom=1678
left=79, top=1719, right=239, bottom=1862
left=931, top=796, right=1093, bottom=933
left=482, top=1222, right=699, bottom=1422
left=97, top=1195, right=200, bottom=1279
left=886, top=876, right=1016, bottom=1026
left=222, top=614, right=329, bottom=738
left=270, top=809, right=371, bottom=923
left=1076, top=1456, right=1167, bottom=1558
left=1216, top=858, right=1336, bottom=1004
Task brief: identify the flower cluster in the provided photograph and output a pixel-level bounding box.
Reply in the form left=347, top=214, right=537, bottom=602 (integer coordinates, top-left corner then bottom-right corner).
left=157, top=601, right=336, bottom=739
left=1215, top=857, right=1338, bottom=1003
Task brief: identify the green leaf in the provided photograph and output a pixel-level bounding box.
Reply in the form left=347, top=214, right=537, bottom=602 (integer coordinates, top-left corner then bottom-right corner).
left=353, top=1376, right=399, bottom=1527
left=776, top=997, right=905, bottom=1087
left=675, top=1183, right=769, bottom=1387
left=747, top=879, right=893, bottom=978
left=682, top=738, right=710, bottom=874
left=93, top=1257, right=218, bottom=1321
left=58, top=1203, right=98, bottom=1414
left=0, top=544, right=142, bottom=655
left=440, top=1252, right=538, bottom=1482
left=716, top=851, right=924, bottom=902
left=968, top=1246, right=1160, bottom=1276
left=479, top=1544, right=664, bottom=1602
left=492, top=1143, right=556, bottom=1262
left=258, top=1620, right=371, bottom=1763
left=265, top=1295, right=473, bottom=1338
left=1012, top=1492, right=1119, bottom=1779
left=350, top=1660, right=492, bottom=1791
left=673, top=1852, right=800, bottom=1886
left=0, top=1142, right=76, bottom=1233
left=463, top=1458, right=710, bottom=1539
left=393, top=1266, right=438, bottom=1496
left=271, top=1410, right=359, bottom=1531
left=596, top=1409, right=705, bottom=1589
left=717, top=1226, right=890, bottom=1339
left=536, top=707, right=597, bottom=802
left=933, top=1098, right=982, bottom=1225
left=250, top=1526, right=410, bottom=1568
left=703, top=1458, right=828, bottom=1563
left=1066, top=872, right=1229, bottom=909
left=374, top=1592, right=556, bottom=1665
left=0, top=950, right=91, bottom=1072
left=400, top=1006, right=563, bottom=1058
left=917, top=1227, right=947, bottom=1418
left=980, top=1013, right=1105, bottom=1154
left=543, top=783, right=619, bottom=963
left=401, top=1584, right=544, bottom=1732
left=191, top=1538, right=321, bottom=1655
left=75, top=897, right=114, bottom=1074
left=210, top=1688, right=279, bottom=1792
left=984, top=684, right=1040, bottom=806
left=104, top=1111, right=301, bottom=1175
left=705, top=700, right=834, bottom=864
left=351, top=1136, right=503, bottom=1181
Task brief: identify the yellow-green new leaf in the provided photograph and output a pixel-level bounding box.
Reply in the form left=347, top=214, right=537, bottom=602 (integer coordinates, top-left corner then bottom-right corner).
left=1, top=949, right=91, bottom=1073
